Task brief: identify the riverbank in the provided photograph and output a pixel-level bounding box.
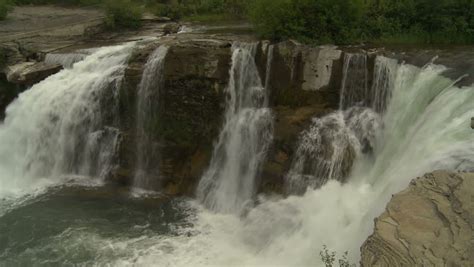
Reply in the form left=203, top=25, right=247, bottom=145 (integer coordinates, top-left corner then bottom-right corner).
left=0, top=6, right=473, bottom=266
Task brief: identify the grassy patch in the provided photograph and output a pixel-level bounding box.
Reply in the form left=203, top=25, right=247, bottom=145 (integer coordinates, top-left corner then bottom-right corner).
left=0, top=0, right=14, bottom=21
left=182, top=13, right=237, bottom=23
left=104, top=0, right=142, bottom=29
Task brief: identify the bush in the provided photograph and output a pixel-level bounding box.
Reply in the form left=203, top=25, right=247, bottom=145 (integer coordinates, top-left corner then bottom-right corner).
left=104, top=0, right=143, bottom=29
left=153, top=3, right=186, bottom=20
left=154, top=0, right=249, bottom=22
left=13, top=0, right=101, bottom=5
left=247, top=0, right=365, bottom=44
left=320, top=245, right=355, bottom=267
left=247, top=0, right=474, bottom=44
left=364, top=0, right=474, bottom=44
left=0, top=0, right=13, bottom=20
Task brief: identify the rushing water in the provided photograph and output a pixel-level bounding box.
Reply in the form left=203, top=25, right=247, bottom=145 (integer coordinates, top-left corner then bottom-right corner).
left=0, top=44, right=133, bottom=203
left=1, top=44, right=474, bottom=266
left=44, top=53, right=85, bottom=69
left=197, top=43, right=273, bottom=214
left=133, top=46, right=169, bottom=190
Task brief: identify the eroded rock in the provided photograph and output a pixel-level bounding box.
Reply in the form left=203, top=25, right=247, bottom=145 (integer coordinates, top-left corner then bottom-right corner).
left=5, top=61, right=62, bottom=85
left=361, top=171, right=474, bottom=267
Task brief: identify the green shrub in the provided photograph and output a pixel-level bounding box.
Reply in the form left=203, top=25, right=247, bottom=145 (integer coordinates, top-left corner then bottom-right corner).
left=246, top=0, right=474, bottom=44
left=0, top=0, right=13, bottom=21
left=13, top=0, right=101, bottom=5
left=320, top=245, right=355, bottom=267
left=247, top=0, right=365, bottom=44
left=104, top=0, right=143, bottom=29
left=152, top=3, right=186, bottom=20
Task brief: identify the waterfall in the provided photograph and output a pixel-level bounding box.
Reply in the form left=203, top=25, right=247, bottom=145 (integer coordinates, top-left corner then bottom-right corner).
left=286, top=107, right=381, bottom=193
left=339, top=53, right=368, bottom=110
left=197, top=43, right=273, bottom=214
left=132, top=57, right=474, bottom=267
left=369, top=56, right=399, bottom=113
left=0, top=44, right=133, bottom=198
left=44, top=51, right=92, bottom=68
left=286, top=55, right=392, bottom=192
left=133, top=46, right=169, bottom=190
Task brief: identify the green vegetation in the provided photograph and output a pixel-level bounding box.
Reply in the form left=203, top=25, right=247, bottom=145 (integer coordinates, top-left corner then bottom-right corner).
left=320, top=245, right=355, bottom=267
left=11, top=0, right=101, bottom=5
left=1, top=0, right=473, bottom=43
left=104, top=0, right=142, bottom=29
left=0, top=0, right=13, bottom=20
left=247, top=0, right=474, bottom=44
left=148, top=0, right=248, bottom=22
left=2, top=0, right=143, bottom=28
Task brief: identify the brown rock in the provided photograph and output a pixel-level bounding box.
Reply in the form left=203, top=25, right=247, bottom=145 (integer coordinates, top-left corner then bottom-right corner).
left=361, top=171, right=474, bottom=267
left=5, top=62, right=62, bottom=85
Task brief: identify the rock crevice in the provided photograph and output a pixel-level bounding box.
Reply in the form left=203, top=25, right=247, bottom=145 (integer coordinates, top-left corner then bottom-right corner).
left=361, top=171, right=474, bottom=267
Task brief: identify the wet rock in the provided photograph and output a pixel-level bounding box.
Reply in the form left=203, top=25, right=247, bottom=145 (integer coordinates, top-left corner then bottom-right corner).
left=0, top=76, right=21, bottom=120
left=116, top=38, right=232, bottom=194
left=301, top=45, right=342, bottom=91
left=270, top=41, right=340, bottom=108
left=361, top=171, right=474, bottom=267
left=5, top=61, right=62, bottom=85
left=259, top=105, right=331, bottom=194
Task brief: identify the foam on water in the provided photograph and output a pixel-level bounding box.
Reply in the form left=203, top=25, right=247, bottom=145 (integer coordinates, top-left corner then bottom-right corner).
left=101, top=59, right=474, bottom=266
left=0, top=44, right=134, bottom=202
left=2, top=46, right=474, bottom=266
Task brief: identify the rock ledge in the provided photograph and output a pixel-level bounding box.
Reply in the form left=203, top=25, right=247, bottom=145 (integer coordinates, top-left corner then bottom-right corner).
left=361, top=170, right=474, bottom=267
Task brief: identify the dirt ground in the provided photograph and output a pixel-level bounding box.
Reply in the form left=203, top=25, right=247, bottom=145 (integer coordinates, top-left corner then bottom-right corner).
left=0, top=6, right=104, bottom=43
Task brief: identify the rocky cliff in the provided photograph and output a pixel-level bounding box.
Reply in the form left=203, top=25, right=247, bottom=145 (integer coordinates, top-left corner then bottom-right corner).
left=112, top=35, right=346, bottom=196
left=3, top=17, right=474, bottom=198
left=361, top=171, right=474, bottom=266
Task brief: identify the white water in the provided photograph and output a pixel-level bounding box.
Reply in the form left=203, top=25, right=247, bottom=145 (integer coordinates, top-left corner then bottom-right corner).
left=100, top=57, right=474, bottom=266
left=286, top=107, right=381, bottom=193
left=339, top=53, right=368, bottom=110
left=2, top=44, right=474, bottom=266
left=0, top=44, right=133, bottom=200
left=44, top=49, right=96, bottom=68
left=133, top=45, right=169, bottom=190
left=197, top=43, right=273, bottom=214
left=286, top=54, right=385, bottom=193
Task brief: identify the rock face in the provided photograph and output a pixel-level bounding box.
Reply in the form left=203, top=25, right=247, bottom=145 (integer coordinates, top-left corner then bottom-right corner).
left=116, top=37, right=233, bottom=194
left=0, top=76, right=20, bottom=119
left=361, top=171, right=474, bottom=267
left=5, top=62, right=62, bottom=84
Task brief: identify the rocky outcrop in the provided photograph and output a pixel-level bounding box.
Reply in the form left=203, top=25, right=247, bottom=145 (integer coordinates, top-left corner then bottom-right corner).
left=115, top=37, right=234, bottom=195
left=361, top=171, right=474, bottom=267
left=0, top=76, right=20, bottom=119
left=4, top=62, right=62, bottom=84
left=112, top=35, right=348, bottom=196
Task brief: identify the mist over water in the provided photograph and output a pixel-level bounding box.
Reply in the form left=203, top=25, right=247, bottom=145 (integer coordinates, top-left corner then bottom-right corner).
left=1, top=42, right=474, bottom=266
left=197, top=43, right=273, bottom=214
left=0, top=44, right=133, bottom=202
left=134, top=45, right=169, bottom=190
left=143, top=57, right=474, bottom=266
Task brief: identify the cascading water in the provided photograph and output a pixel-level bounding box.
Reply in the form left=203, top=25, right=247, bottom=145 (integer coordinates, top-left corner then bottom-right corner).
left=339, top=53, right=369, bottom=110
left=286, top=54, right=388, bottom=192
left=0, top=40, right=472, bottom=266
left=0, top=44, right=133, bottom=200
left=197, top=43, right=273, bottom=214
left=110, top=56, right=474, bottom=267
left=133, top=45, right=169, bottom=190
left=286, top=107, right=381, bottom=194
left=44, top=50, right=92, bottom=68
left=369, top=56, right=398, bottom=113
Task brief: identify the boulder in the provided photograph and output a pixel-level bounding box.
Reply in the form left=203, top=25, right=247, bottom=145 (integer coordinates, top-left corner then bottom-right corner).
left=115, top=38, right=232, bottom=194
left=301, top=45, right=342, bottom=92
left=361, top=171, right=474, bottom=267
left=5, top=62, right=62, bottom=85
